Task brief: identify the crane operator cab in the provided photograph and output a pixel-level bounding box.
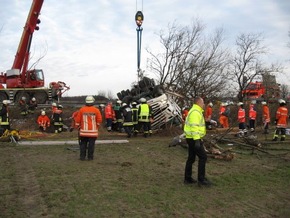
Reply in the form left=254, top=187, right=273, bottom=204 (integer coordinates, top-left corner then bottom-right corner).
left=28, top=69, right=44, bottom=87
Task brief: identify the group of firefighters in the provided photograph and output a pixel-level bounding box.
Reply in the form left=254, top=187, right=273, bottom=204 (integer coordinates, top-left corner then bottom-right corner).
left=182, top=99, right=289, bottom=141
left=102, top=97, right=153, bottom=138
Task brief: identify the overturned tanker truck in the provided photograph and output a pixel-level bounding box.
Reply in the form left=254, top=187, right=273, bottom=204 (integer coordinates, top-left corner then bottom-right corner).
left=117, top=77, right=183, bottom=130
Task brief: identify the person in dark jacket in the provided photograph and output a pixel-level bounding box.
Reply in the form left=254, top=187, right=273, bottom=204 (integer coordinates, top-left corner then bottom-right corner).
left=52, top=105, right=63, bottom=133
left=131, top=102, right=139, bottom=136
left=0, top=100, right=10, bottom=135
left=121, top=103, right=133, bottom=138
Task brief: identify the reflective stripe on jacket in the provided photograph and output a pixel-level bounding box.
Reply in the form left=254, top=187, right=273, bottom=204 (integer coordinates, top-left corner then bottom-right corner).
left=75, top=105, right=103, bottom=137
left=276, top=106, right=288, bottom=128
left=138, top=103, right=150, bottom=122
left=184, top=104, right=206, bottom=140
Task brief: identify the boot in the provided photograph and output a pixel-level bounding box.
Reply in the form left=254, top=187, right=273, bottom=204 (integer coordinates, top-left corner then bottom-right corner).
left=272, top=137, right=278, bottom=141
left=281, top=137, right=285, bottom=141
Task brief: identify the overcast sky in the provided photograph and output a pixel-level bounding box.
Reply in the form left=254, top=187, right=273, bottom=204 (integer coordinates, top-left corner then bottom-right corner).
left=1, top=0, right=290, bottom=97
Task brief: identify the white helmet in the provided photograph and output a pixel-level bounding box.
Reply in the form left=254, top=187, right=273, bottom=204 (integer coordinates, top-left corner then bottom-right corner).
left=41, top=110, right=46, bottom=115
left=32, top=97, right=36, bottom=101
left=261, top=101, right=267, bottom=105
left=52, top=102, right=57, bottom=107
left=208, top=102, right=213, bottom=107
left=116, top=100, right=122, bottom=104
left=122, top=103, right=127, bottom=107
left=85, top=95, right=95, bottom=104
left=21, top=96, right=26, bottom=100
left=3, top=100, right=9, bottom=105
left=140, top=98, right=146, bottom=103
left=237, top=102, right=243, bottom=106
left=131, top=102, right=137, bottom=105
left=278, top=99, right=286, bottom=104
left=251, top=100, right=256, bottom=105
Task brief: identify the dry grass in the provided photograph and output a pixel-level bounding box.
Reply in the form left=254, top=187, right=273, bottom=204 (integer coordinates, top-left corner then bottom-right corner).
left=1, top=106, right=290, bottom=217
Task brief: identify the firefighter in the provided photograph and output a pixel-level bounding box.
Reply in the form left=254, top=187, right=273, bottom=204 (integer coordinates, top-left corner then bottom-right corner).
left=69, top=109, right=79, bottom=132
left=182, top=106, right=189, bottom=121
left=52, top=105, right=63, bottom=133
left=0, top=100, right=10, bottom=136
left=272, top=99, right=288, bottom=141
left=105, top=101, right=115, bottom=132
left=28, top=97, right=38, bottom=114
left=237, top=102, right=247, bottom=137
left=75, top=96, right=102, bottom=161
left=131, top=102, right=139, bottom=136
left=138, top=97, right=151, bottom=138
left=113, top=100, right=123, bottom=132
left=261, top=101, right=270, bottom=134
left=183, top=96, right=211, bottom=187
left=249, top=101, right=257, bottom=132
left=51, top=102, right=57, bottom=113
left=205, top=102, right=216, bottom=130
left=19, top=96, right=28, bottom=116
left=121, top=103, right=133, bottom=138
left=148, top=102, right=153, bottom=136
left=219, top=103, right=229, bottom=128
left=37, top=110, right=50, bottom=132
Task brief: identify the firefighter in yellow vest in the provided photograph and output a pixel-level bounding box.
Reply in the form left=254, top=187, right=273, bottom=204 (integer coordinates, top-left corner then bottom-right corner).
left=138, top=98, right=152, bottom=138
left=183, top=96, right=211, bottom=187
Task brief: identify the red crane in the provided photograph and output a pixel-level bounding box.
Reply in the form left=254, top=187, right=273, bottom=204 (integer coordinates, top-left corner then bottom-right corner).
left=0, top=0, right=69, bottom=104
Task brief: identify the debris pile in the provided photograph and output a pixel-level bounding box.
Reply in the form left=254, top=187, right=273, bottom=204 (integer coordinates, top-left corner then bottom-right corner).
left=117, top=76, right=183, bottom=130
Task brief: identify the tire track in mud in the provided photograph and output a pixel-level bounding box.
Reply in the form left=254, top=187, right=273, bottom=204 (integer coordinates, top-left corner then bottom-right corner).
left=14, top=152, right=49, bottom=217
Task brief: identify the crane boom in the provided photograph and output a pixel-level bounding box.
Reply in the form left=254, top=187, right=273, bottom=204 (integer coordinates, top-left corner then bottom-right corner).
left=12, top=0, right=44, bottom=73
left=0, top=0, right=70, bottom=104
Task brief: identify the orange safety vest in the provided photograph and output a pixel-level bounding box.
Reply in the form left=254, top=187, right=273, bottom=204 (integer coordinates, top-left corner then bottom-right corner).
left=182, top=109, right=189, bottom=121
left=249, top=105, right=257, bottom=120
left=238, top=107, right=245, bottom=123
left=75, top=105, right=102, bottom=137
left=205, top=106, right=212, bottom=121
left=276, top=106, right=288, bottom=128
left=105, top=104, right=115, bottom=119
left=262, top=105, right=270, bottom=123
left=37, top=115, right=50, bottom=127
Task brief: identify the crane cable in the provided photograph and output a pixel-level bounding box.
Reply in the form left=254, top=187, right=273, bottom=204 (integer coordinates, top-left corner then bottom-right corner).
left=135, top=0, right=144, bottom=81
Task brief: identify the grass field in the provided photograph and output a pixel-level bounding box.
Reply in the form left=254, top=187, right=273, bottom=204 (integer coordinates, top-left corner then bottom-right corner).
left=0, top=133, right=290, bottom=218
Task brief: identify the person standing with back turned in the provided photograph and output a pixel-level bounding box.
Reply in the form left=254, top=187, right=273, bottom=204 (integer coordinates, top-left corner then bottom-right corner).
left=183, top=96, right=211, bottom=187
left=75, top=96, right=102, bottom=161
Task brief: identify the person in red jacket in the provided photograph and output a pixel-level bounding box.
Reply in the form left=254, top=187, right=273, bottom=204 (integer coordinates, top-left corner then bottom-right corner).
left=249, top=101, right=257, bottom=132
left=237, top=102, right=247, bottom=137
left=261, top=101, right=270, bottom=134
left=205, top=102, right=217, bottom=130
left=273, top=99, right=288, bottom=141
left=69, top=109, right=79, bottom=132
left=37, top=110, right=50, bottom=132
left=75, top=96, right=102, bottom=161
left=104, top=101, right=115, bottom=131
left=219, top=103, right=229, bottom=128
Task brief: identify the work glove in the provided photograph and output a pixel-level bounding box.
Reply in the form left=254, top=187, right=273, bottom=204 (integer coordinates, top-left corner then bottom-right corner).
left=194, top=139, right=201, bottom=149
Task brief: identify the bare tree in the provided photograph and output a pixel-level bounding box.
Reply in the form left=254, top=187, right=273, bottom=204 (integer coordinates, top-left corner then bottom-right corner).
left=146, top=19, right=229, bottom=105
left=280, top=84, right=289, bottom=99
left=229, top=33, right=269, bottom=101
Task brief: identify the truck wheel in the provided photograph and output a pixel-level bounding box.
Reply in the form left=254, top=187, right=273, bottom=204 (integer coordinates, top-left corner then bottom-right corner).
left=15, top=91, right=30, bottom=104
left=34, top=91, right=48, bottom=104
left=0, top=92, right=8, bottom=103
